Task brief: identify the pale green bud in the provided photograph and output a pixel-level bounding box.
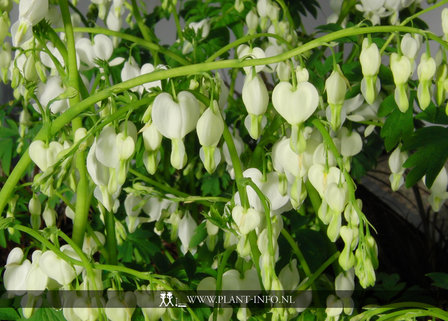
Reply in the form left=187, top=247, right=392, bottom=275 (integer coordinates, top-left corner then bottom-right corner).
left=325, top=66, right=347, bottom=106
left=0, top=12, right=9, bottom=43
left=360, top=38, right=381, bottom=77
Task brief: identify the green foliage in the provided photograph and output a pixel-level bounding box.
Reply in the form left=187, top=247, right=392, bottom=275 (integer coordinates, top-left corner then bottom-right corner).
left=380, top=95, right=414, bottom=152
left=403, top=126, right=448, bottom=188
left=426, top=272, right=448, bottom=290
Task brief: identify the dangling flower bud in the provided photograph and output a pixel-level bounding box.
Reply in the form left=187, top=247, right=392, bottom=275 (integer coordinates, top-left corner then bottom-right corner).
left=360, top=38, right=381, bottom=104
left=142, top=123, right=162, bottom=175
left=178, top=211, right=198, bottom=254
left=426, top=167, right=448, bottom=212
left=417, top=52, right=436, bottom=110
left=390, top=53, right=412, bottom=112
left=388, top=146, right=407, bottom=191
left=196, top=102, right=224, bottom=173
left=242, top=73, right=269, bottom=139
left=442, top=8, right=448, bottom=39
left=325, top=65, right=347, bottom=130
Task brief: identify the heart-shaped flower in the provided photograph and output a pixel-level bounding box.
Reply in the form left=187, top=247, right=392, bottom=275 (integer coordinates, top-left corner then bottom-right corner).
left=232, top=205, right=261, bottom=234
left=196, top=106, right=224, bottom=147
left=308, top=164, right=343, bottom=198
left=152, top=91, right=200, bottom=140
left=29, top=140, right=64, bottom=172
left=39, top=250, right=77, bottom=286
left=272, top=81, right=319, bottom=125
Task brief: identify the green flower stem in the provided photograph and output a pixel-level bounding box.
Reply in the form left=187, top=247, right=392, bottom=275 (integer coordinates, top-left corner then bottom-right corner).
left=380, top=0, right=448, bottom=54
left=0, top=24, right=445, bottom=216
left=13, top=223, right=83, bottom=266
left=206, top=32, right=293, bottom=62
left=171, top=1, right=183, bottom=41
left=244, top=179, right=275, bottom=262
left=274, top=0, right=295, bottom=29
left=69, top=27, right=189, bottom=65
left=280, top=228, right=322, bottom=307
left=128, top=168, right=229, bottom=204
left=57, top=229, right=99, bottom=290
left=213, top=245, right=235, bottom=321
left=104, top=209, right=117, bottom=264
left=297, top=251, right=339, bottom=291
left=130, top=0, right=160, bottom=64
left=280, top=229, right=311, bottom=278
left=59, top=0, right=91, bottom=249
left=311, top=118, right=368, bottom=238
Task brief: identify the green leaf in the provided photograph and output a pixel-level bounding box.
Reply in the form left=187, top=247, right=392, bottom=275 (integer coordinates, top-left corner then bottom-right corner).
left=0, top=217, right=14, bottom=230
left=426, top=272, right=448, bottom=290
left=380, top=101, right=414, bottom=152
left=378, top=94, right=396, bottom=117
left=19, top=307, right=66, bottom=321
left=402, top=126, right=448, bottom=188
left=189, top=221, right=207, bottom=249
left=0, top=139, right=13, bottom=175
left=415, top=103, right=448, bottom=125
left=0, top=308, right=19, bottom=320
left=201, top=174, right=221, bottom=196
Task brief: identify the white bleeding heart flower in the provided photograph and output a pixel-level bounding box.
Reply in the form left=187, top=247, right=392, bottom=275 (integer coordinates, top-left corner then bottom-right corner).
left=237, top=45, right=266, bottom=74
left=279, top=259, right=300, bottom=291
left=242, top=73, right=269, bottom=138
left=335, top=268, right=355, bottom=299
left=76, top=34, right=124, bottom=69
left=232, top=205, right=261, bottom=234
left=26, top=250, right=49, bottom=292
left=417, top=53, right=436, bottom=110
left=360, top=38, right=381, bottom=77
left=142, top=123, right=162, bottom=151
left=360, top=38, right=381, bottom=104
left=3, top=247, right=31, bottom=292
left=196, top=103, right=224, bottom=173
left=141, top=63, right=163, bottom=91
left=11, top=0, right=48, bottom=46
left=178, top=211, right=198, bottom=254
left=272, top=81, right=319, bottom=125
left=40, top=42, right=65, bottom=72
left=326, top=66, right=347, bottom=130
left=29, top=140, right=64, bottom=172
left=39, top=250, right=77, bottom=286
left=121, top=58, right=141, bottom=92
left=34, top=76, right=69, bottom=114
left=272, top=80, right=319, bottom=152
left=105, top=292, right=136, bottom=321
left=96, top=126, right=120, bottom=169
left=325, top=182, right=348, bottom=213
left=326, top=66, right=347, bottom=106
left=401, top=33, right=421, bottom=62
left=426, top=167, right=448, bottom=212
left=443, top=8, right=448, bottom=38
left=246, top=9, right=259, bottom=33
left=337, top=127, right=363, bottom=157
left=388, top=146, right=407, bottom=191
left=339, top=226, right=357, bottom=271
left=83, top=231, right=105, bottom=256
left=196, top=105, right=224, bottom=147
left=326, top=295, right=343, bottom=318
left=390, top=53, right=412, bottom=113
left=189, top=18, right=211, bottom=39
left=242, top=168, right=290, bottom=214
left=116, top=133, right=135, bottom=160
left=143, top=196, right=178, bottom=222
left=152, top=91, right=200, bottom=169
left=142, top=123, right=163, bottom=175
left=42, top=203, right=57, bottom=227
left=308, top=164, right=344, bottom=198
